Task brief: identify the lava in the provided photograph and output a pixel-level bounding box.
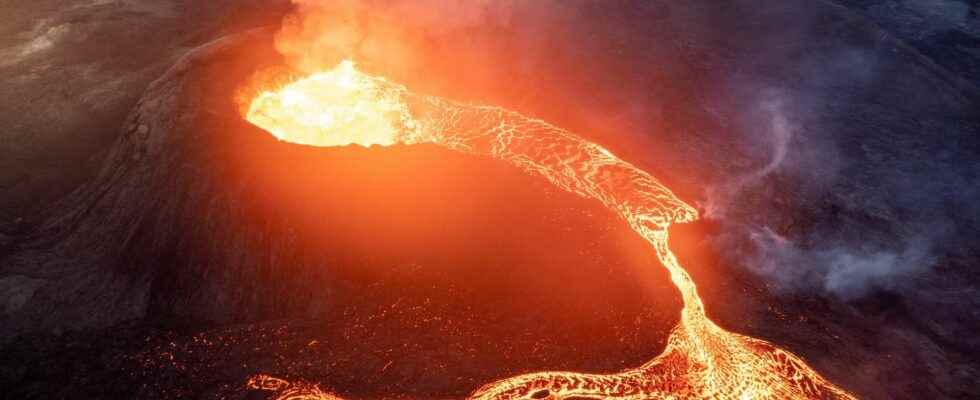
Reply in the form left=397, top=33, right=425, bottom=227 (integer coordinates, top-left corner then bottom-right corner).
left=247, top=60, right=417, bottom=147
left=244, top=60, right=855, bottom=400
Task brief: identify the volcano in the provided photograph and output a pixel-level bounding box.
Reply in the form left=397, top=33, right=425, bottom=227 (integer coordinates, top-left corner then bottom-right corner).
left=2, top=32, right=688, bottom=399
left=2, top=1, right=979, bottom=400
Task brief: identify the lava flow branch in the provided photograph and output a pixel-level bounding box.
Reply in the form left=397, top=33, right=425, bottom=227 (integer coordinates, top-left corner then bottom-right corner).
left=243, top=60, right=856, bottom=400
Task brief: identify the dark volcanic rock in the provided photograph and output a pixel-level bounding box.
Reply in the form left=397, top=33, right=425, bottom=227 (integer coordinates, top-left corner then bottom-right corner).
left=0, top=0, right=290, bottom=221
left=831, top=0, right=980, bottom=87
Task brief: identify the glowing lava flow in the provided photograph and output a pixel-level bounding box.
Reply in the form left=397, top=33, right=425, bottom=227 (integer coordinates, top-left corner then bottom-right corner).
left=244, top=60, right=856, bottom=400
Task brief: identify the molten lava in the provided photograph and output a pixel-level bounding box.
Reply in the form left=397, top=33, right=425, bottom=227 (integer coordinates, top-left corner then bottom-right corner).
left=244, top=60, right=855, bottom=400
left=247, top=60, right=419, bottom=147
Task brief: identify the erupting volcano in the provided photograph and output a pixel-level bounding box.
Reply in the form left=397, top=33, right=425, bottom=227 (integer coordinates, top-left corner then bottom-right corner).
left=242, top=60, right=856, bottom=400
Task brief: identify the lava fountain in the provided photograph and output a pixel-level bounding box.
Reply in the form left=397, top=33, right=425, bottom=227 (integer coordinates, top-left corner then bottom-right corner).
left=243, top=60, right=855, bottom=400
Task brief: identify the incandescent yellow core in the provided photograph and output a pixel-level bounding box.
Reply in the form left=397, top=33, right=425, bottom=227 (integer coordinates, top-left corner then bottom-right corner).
left=246, top=60, right=416, bottom=147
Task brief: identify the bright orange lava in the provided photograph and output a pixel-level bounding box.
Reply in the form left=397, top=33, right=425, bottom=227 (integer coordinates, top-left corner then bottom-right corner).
left=244, top=61, right=856, bottom=400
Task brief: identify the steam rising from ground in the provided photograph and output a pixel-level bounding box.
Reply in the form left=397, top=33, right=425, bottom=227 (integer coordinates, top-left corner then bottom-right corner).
left=698, top=9, right=977, bottom=300
left=747, top=227, right=940, bottom=299
left=705, top=86, right=953, bottom=299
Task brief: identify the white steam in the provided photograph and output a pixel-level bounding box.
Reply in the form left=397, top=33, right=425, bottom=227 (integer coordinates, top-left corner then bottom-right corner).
left=747, top=227, right=937, bottom=299
left=703, top=89, right=796, bottom=220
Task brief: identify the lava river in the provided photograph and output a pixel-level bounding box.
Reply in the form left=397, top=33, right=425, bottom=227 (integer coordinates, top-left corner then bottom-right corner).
left=241, top=60, right=856, bottom=400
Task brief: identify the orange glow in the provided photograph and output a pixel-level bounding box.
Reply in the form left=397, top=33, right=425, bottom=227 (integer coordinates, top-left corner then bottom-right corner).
left=244, top=61, right=855, bottom=400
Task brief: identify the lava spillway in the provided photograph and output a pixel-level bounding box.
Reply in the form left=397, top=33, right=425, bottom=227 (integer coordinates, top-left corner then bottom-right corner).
left=243, top=60, right=855, bottom=400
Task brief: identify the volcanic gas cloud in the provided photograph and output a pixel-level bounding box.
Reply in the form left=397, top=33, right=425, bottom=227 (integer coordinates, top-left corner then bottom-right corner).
left=243, top=60, right=855, bottom=400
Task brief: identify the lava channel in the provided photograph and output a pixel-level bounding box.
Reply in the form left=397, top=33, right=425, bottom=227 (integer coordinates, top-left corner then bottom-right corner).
left=242, top=60, right=856, bottom=400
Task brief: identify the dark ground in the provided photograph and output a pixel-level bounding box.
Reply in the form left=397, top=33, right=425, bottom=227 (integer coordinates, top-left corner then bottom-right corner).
left=1, top=1, right=978, bottom=399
